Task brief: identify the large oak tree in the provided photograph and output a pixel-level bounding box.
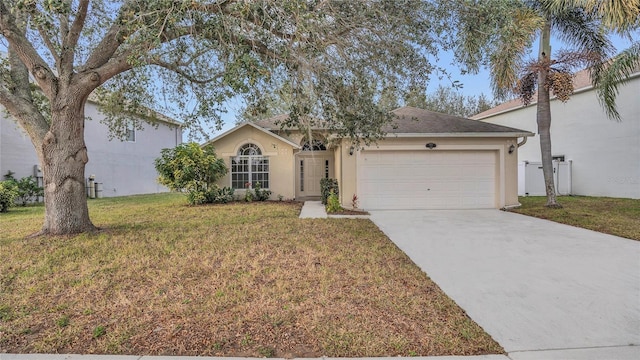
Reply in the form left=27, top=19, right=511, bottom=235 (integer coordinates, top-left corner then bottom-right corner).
left=0, top=0, right=443, bottom=235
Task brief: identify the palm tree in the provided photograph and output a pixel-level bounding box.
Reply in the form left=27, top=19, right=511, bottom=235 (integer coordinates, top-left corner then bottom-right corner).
left=544, top=0, right=640, bottom=120
left=443, top=0, right=616, bottom=207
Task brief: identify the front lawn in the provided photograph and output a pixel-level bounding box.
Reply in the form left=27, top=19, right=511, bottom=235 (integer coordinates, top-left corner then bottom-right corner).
left=0, top=193, right=502, bottom=357
left=511, top=196, right=640, bottom=241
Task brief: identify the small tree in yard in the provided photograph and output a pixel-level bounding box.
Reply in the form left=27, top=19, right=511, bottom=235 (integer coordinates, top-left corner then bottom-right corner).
left=155, top=142, right=228, bottom=205
left=0, top=0, right=445, bottom=235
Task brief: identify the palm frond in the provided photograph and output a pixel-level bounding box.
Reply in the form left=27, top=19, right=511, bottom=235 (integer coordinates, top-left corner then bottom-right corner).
left=541, top=0, right=640, bottom=34
left=550, top=6, right=615, bottom=68
left=593, top=42, right=640, bottom=121
left=489, top=7, right=543, bottom=99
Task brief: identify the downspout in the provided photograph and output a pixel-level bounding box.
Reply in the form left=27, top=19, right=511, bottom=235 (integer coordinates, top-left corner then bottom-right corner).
left=293, top=148, right=301, bottom=200
left=517, top=137, right=528, bottom=148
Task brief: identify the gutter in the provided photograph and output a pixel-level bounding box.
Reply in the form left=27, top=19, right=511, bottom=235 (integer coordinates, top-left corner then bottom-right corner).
left=385, top=132, right=535, bottom=138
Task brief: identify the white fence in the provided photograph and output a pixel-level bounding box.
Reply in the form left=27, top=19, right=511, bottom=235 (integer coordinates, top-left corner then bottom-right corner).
left=518, top=161, right=572, bottom=196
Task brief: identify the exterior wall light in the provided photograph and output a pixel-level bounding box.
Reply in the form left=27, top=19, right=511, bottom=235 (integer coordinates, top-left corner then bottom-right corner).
left=425, top=142, right=437, bottom=149
left=349, top=146, right=355, bottom=155
left=508, top=144, right=516, bottom=154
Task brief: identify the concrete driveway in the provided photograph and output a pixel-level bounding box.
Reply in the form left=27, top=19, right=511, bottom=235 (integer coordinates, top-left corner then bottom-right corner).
left=370, top=210, right=640, bottom=359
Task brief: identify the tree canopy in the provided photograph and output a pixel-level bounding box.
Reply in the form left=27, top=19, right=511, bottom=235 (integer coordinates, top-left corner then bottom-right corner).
left=0, top=0, right=450, bottom=234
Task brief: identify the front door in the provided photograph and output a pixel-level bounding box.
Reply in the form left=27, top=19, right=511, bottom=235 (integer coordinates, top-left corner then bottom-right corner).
left=297, top=154, right=332, bottom=198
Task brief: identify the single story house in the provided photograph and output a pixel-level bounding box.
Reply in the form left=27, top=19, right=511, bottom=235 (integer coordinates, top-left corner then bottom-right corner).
left=204, top=106, right=534, bottom=210
left=472, top=69, right=640, bottom=199
left=0, top=99, right=182, bottom=197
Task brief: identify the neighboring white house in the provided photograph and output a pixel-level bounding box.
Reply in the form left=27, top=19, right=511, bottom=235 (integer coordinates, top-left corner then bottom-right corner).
left=0, top=99, right=182, bottom=197
left=473, top=70, right=640, bottom=199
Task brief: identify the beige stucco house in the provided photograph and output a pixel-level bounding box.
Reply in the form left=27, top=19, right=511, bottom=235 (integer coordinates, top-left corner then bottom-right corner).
left=204, top=106, right=533, bottom=210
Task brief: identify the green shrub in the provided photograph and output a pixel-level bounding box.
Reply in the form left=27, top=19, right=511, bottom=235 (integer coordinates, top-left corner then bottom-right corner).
left=207, top=186, right=235, bottom=204
left=155, top=143, right=228, bottom=205
left=0, top=181, right=18, bottom=213
left=326, top=191, right=342, bottom=213
left=253, top=181, right=271, bottom=201
left=320, top=178, right=339, bottom=205
left=3, top=171, right=43, bottom=206
left=244, top=189, right=254, bottom=202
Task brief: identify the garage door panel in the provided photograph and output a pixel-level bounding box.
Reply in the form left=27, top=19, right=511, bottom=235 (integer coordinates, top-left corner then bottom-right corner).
left=358, top=150, right=497, bottom=210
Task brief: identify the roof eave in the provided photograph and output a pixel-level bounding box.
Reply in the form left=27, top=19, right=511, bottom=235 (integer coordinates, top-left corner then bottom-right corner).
left=203, top=122, right=302, bottom=149
left=385, top=132, right=535, bottom=138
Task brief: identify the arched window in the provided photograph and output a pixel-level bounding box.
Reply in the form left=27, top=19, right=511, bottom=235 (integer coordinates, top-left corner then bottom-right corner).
left=238, top=143, right=262, bottom=156
left=301, top=136, right=327, bottom=151
left=231, top=143, right=269, bottom=189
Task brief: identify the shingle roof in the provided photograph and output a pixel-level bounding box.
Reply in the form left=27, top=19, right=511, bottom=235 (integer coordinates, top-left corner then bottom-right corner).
left=250, top=107, right=532, bottom=136
left=387, top=106, right=531, bottom=134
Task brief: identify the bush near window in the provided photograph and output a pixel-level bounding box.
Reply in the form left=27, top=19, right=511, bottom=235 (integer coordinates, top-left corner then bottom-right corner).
left=3, top=171, right=43, bottom=206
left=253, top=181, right=272, bottom=201
left=155, top=143, right=231, bottom=205
left=0, top=181, right=18, bottom=213
left=320, top=178, right=339, bottom=205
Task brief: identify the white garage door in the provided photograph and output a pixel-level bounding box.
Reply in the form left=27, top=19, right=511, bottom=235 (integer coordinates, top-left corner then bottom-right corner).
left=358, top=150, right=496, bottom=210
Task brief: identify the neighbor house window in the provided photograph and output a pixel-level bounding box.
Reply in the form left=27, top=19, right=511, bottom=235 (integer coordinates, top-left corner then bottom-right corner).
left=125, top=121, right=136, bottom=142
left=231, top=143, right=269, bottom=189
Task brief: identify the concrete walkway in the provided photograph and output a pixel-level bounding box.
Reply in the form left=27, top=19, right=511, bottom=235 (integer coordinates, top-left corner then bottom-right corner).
left=370, top=209, right=640, bottom=360
left=299, top=201, right=327, bottom=218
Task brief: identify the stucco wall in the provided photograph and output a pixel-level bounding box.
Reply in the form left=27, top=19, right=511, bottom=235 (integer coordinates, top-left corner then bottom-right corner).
left=480, top=75, right=640, bottom=199
left=338, top=136, right=523, bottom=208
left=1, top=101, right=182, bottom=197
left=0, top=116, right=41, bottom=180
left=209, top=125, right=297, bottom=200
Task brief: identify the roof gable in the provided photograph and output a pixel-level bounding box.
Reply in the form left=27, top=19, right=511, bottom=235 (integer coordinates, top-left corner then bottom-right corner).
left=203, top=122, right=301, bottom=149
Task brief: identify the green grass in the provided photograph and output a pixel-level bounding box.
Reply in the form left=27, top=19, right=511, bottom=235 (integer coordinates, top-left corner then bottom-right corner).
left=511, top=196, right=640, bottom=241
left=0, top=193, right=503, bottom=357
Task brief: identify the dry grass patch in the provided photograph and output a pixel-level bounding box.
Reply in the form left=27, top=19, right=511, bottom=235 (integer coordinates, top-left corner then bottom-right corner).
left=512, top=196, right=640, bottom=241
left=1, top=193, right=502, bottom=357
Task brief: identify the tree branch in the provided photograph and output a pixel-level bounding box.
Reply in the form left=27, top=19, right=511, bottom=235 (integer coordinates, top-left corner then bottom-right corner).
left=62, top=0, right=90, bottom=74
left=0, top=85, right=49, bottom=157
left=36, top=24, right=61, bottom=64
left=0, top=2, right=57, bottom=98
left=147, top=58, right=224, bottom=84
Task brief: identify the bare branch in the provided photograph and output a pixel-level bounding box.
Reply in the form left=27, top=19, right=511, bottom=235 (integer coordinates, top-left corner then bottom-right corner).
left=147, top=58, right=224, bottom=84
left=0, top=2, right=57, bottom=98
left=0, top=85, right=49, bottom=154
left=64, top=0, right=90, bottom=61
left=36, top=24, right=61, bottom=64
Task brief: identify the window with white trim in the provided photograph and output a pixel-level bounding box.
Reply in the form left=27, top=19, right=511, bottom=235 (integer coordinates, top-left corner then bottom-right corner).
left=231, top=143, right=269, bottom=189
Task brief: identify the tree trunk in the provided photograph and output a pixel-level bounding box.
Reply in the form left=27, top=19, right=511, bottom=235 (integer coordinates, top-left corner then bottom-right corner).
left=40, top=95, right=97, bottom=235
left=537, top=18, right=561, bottom=208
